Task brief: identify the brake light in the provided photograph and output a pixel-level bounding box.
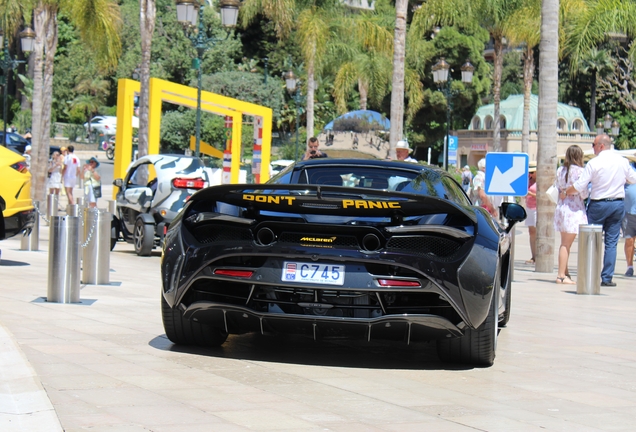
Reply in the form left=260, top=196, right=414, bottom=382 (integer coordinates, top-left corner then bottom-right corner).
left=214, top=269, right=254, bottom=278
left=10, top=162, right=28, bottom=173
left=377, top=279, right=421, bottom=287
left=172, top=178, right=205, bottom=189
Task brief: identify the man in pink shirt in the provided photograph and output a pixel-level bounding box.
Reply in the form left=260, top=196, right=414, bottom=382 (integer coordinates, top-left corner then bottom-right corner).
left=566, top=134, right=636, bottom=286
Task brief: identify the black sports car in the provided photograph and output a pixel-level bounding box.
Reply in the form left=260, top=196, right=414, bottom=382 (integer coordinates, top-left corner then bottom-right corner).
left=161, top=159, right=526, bottom=366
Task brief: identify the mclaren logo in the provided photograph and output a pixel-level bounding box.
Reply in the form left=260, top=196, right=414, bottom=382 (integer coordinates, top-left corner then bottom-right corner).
left=300, top=236, right=337, bottom=243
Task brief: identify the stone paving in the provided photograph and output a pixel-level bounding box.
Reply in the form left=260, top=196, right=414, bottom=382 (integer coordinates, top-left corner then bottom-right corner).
left=1, top=197, right=635, bottom=431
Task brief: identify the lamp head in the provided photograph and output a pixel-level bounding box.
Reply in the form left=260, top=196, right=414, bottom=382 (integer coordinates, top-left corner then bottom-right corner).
left=460, top=59, right=474, bottom=84
left=596, top=121, right=604, bottom=135
left=604, top=113, right=612, bottom=130
left=285, top=70, right=298, bottom=93
left=19, top=27, right=36, bottom=53
left=176, top=0, right=200, bottom=26
left=432, top=58, right=449, bottom=84
left=220, top=0, right=240, bottom=28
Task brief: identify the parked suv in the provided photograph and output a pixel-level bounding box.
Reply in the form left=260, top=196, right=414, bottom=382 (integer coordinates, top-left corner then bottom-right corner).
left=112, top=154, right=215, bottom=256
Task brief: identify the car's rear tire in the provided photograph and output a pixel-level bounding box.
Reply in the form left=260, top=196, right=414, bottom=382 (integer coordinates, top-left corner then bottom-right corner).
left=133, top=218, right=154, bottom=256
left=437, top=286, right=498, bottom=366
left=161, top=295, right=228, bottom=347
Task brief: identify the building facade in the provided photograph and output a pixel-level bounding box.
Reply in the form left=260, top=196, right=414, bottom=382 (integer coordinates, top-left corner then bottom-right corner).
left=456, top=94, right=595, bottom=167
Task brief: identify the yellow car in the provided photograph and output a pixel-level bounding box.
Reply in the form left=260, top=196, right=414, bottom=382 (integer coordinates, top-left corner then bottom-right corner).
left=0, top=145, right=34, bottom=239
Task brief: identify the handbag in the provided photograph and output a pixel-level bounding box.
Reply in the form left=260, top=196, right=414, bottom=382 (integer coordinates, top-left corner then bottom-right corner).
left=546, top=183, right=558, bottom=204
left=92, top=184, right=102, bottom=199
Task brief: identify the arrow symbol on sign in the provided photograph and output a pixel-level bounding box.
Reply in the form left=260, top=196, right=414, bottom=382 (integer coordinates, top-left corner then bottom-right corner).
left=488, top=156, right=526, bottom=194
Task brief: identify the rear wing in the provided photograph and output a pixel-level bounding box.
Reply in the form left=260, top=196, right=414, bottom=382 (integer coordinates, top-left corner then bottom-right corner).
left=190, top=184, right=477, bottom=222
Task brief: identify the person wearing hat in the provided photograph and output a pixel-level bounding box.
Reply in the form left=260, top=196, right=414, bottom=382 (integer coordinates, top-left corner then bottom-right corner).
left=395, top=140, right=417, bottom=162
left=461, top=165, right=473, bottom=193
left=82, top=157, right=102, bottom=208
left=524, top=162, right=538, bottom=265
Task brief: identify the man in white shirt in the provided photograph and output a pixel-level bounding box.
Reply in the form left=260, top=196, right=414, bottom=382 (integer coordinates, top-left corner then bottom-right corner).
left=395, top=140, right=417, bottom=163
left=566, top=134, right=636, bottom=286
left=62, top=145, right=81, bottom=205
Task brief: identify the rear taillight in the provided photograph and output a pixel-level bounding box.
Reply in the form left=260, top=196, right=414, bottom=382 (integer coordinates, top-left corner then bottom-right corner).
left=214, top=269, right=254, bottom=278
left=10, top=162, right=28, bottom=173
left=172, top=178, right=205, bottom=190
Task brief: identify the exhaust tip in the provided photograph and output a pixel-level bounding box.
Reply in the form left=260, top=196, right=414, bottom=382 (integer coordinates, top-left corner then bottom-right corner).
left=362, top=233, right=381, bottom=252
left=256, top=227, right=276, bottom=246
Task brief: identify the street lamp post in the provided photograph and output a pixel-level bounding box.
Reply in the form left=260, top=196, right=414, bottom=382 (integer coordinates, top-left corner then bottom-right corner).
left=285, top=70, right=302, bottom=161
left=176, top=0, right=240, bottom=158
left=0, top=24, right=35, bottom=145
left=432, top=58, right=474, bottom=171
left=596, top=113, right=620, bottom=141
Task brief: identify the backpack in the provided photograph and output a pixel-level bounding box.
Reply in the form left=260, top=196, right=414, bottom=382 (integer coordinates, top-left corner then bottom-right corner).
left=462, top=173, right=470, bottom=185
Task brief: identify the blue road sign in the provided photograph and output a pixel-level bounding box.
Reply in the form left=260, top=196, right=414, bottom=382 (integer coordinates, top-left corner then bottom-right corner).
left=448, top=136, right=458, bottom=166
left=485, top=153, right=529, bottom=196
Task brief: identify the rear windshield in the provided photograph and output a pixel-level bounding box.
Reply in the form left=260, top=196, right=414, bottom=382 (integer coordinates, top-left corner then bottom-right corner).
left=293, top=166, right=470, bottom=206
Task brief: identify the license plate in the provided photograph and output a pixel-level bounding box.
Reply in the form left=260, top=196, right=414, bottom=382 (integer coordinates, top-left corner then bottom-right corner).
left=281, top=262, right=345, bottom=286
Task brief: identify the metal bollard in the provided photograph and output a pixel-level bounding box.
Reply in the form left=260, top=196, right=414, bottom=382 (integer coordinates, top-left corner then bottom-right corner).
left=47, top=215, right=81, bottom=303
left=47, top=194, right=59, bottom=221
left=577, top=224, right=604, bottom=295
left=20, top=201, right=40, bottom=251
left=67, top=204, right=81, bottom=217
left=82, top=209, right=111, bottom=285
left=76, top=196, right=84, bottom=207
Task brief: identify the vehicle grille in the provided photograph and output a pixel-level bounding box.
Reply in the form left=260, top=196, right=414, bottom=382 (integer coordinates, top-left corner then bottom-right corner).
left=191, top=225, right=253, bottom=244
left=386, top=235, right=464, bottom=262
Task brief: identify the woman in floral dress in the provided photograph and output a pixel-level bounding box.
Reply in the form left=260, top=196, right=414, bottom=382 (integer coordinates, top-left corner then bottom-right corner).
left=554, top=145, right=588, bottom=284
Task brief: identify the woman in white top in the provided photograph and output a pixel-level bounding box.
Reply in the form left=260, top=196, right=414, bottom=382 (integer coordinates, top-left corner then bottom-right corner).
left=47, top=151, right=63, bottom=195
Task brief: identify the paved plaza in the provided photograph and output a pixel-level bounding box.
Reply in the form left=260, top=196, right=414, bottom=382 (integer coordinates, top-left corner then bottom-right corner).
left=1, top=180, right=636, bottom=431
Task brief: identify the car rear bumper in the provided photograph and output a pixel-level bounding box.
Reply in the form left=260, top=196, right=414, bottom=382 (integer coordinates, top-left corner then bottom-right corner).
left=3, top=209, right=34, bottom=238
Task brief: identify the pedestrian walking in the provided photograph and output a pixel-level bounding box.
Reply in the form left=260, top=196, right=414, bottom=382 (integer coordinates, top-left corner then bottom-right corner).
left=82, top=157, right=102, bottom=208
left=47, top=151, right=63, bottom=195
left=461, top=165, right=473, bottom=193
left=525, top=163, right=537, bottom=265
left=623, top=166, right=636, bottom=277
left=473, top=158, right=498, bottom=217
left=62, top=145, right=81, bottom=205
left=554, top=146, right=588, bottom=284
left=566, top=134, right=636, bottom=286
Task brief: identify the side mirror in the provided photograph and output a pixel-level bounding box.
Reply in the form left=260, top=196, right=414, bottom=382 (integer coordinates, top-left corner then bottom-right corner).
left=113, top=178, right=123, bottom=188
left=501, top=202, right=527, bottom=233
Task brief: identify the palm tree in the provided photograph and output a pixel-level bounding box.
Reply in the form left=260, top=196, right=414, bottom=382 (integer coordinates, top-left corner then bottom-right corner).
left=331, top=7, right=394, bottom=113
left=502, top=1, right=540, bottom=155
left=388, top=0, right=407, bottom=159
left=579, top=48, right=614, bottom=129
left=412, top=0, right=524, bottom=152
left=296, top=6, right=334, bottom=139
left=535, top=0, right=560, bottom=274
left=69, top=94, right=101, bottom=130
left=138, top=0, right=155, bottom=159
left=29, top=0, right=121, bottom=202
left=73, top=77, right=110, bottom=134
left=565, top=0, right=636, bottom=72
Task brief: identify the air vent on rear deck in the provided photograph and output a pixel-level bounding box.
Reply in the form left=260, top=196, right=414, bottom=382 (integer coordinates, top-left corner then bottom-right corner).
left=386, top=235, right=464, bottom=262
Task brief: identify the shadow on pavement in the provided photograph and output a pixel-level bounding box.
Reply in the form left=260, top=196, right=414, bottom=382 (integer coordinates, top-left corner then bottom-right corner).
left=0, top=258, right=30, bottom=266
left=148, top=332, right=477, bottom=371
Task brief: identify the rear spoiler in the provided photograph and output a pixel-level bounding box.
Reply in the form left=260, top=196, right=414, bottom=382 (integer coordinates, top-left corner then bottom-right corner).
left=190, top=184, right=477, bottom=222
